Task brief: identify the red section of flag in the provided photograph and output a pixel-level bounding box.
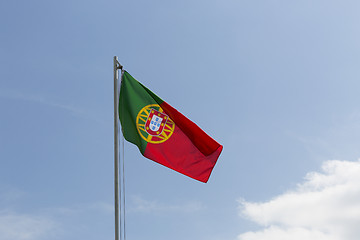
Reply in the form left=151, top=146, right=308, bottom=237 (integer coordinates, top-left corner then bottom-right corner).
left=143, top=101, right=223, bottom=183
left=160, top=102, right=221, bottom=156
left=144, top=126, right=223, bottom=183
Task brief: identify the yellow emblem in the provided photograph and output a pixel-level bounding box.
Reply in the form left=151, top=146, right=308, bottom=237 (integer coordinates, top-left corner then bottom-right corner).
left=136, top=104, right=175, bottom=144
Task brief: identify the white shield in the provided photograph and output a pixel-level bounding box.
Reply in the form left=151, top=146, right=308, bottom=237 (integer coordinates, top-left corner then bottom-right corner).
left=149, top=115, right=163, bottom=132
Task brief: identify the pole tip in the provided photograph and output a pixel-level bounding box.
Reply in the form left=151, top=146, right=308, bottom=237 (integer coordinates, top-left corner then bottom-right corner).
left=114, top=56, right=123, bottom=70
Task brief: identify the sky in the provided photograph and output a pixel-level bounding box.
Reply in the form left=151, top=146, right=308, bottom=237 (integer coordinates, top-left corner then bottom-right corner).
left=1, top=0, right=360, bottom=240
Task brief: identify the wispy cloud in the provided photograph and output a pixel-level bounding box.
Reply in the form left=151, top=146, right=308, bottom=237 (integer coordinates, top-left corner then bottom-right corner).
left=0, top=211, right=57, bottom=240
left=0, top=188, right=59, bottom=240
left=289, top=111, right=360, bottom=160
left=0, top=89, right=80, bottom=113
left=0, top=187, right=26, bottom=204
left=0, top=89, right=105, bottom=124
left=129, top=195, right=206, bottom=214
left=41, top=201, right=114, bottom=216
left=238, top=159, right=360, bottom=240
left=0, top=188, right=114, bottom=239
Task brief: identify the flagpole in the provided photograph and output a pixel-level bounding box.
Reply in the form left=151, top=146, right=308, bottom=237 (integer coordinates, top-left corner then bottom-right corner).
left=113, top=56, right=123, bottom=240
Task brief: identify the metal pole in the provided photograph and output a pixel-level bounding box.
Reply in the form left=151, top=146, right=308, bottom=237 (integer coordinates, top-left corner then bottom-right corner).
left=114, top=56, right=120, bottom=240
left=119, top=70, right=126, bottom=240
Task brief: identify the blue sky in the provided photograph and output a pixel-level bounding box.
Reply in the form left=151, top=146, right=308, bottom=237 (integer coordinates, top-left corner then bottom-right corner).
left=1, top=0, right=360, bottom=240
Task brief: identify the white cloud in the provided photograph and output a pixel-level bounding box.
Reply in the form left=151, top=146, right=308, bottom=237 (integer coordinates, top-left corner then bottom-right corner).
left=238, top=226, right=337, bottom=240
left=0, top=211, right=57, bottom=240
left=238, top=160, right=360, bottom=240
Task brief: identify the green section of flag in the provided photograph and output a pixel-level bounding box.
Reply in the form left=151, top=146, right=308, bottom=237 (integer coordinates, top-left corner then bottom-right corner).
left=119, top=71, right=164, bottom=153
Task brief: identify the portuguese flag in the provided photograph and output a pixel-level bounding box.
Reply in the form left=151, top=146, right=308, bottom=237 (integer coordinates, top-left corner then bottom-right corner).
left=119, top=71, right=223, bottom=183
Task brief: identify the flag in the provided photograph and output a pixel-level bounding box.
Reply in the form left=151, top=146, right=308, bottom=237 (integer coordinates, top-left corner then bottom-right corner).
left=119, top=71, right=223, bottom=183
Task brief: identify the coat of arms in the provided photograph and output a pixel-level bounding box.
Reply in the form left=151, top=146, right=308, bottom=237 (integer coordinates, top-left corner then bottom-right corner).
left=145, top=108, right=169, bottom=136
